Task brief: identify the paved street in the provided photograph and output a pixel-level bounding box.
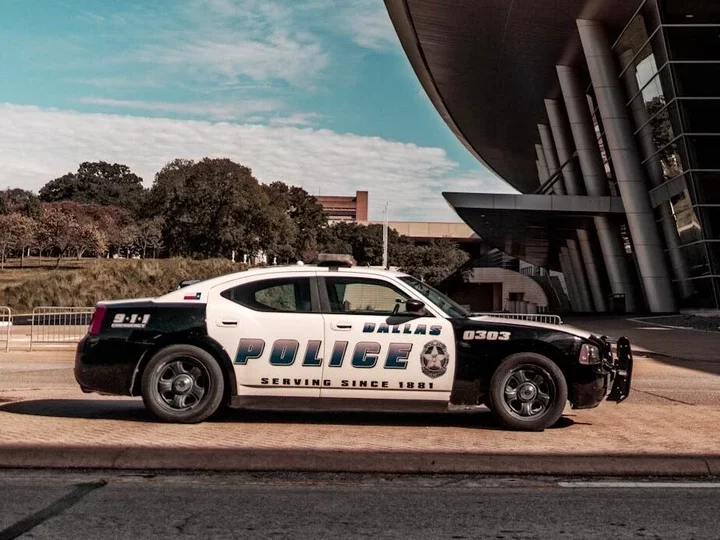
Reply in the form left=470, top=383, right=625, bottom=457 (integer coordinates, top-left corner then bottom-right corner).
left=1, top=471, right=719, bottom=539
left=0, top=348, right=718, bottom=474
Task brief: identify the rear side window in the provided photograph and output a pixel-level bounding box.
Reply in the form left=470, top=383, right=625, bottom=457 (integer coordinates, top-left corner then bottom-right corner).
left=221, top=278, right=313, bottom=313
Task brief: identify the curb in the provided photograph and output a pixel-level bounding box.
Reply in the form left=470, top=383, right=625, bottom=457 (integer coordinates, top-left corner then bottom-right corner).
left=0, top=446, right=717, bottom=477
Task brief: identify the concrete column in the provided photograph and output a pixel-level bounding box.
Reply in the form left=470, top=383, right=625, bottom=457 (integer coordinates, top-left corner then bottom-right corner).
left=560, top=248, right=580, bottom=311
left=538, top=124, right=567, bottom=195
left=557, top=64, right=639, bottom=311
left=535, top=144, right=550, bottom=182
left=619, top=49, right=694, bottom=301
left=536, top=160, right=544, bottom=184
left=577, top=19, right=676, bottom=312
left=544, top=99, right=585, bottom=195
left=576, top=228, right=607, bottom=311
left=567, top=238, right=593, bottom=312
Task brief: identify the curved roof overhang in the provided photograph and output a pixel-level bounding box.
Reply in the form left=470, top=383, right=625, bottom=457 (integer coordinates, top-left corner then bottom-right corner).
left=385, top=0, right=641, bottom=193
left=443, top=192, right=625, bottom=270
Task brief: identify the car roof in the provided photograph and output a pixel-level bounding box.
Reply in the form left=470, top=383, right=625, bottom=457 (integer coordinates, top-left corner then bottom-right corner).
left=189, top=264, right=410, bottom=289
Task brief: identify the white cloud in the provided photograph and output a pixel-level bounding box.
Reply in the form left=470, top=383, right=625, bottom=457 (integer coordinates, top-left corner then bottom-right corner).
left=139, top=30, right=329, bottom=88
left=344, top=2, right=399, bottom=51
left=0, top=104, right=512, bottom=221
left=78, top=97, right=284, bottom=121
left=269, top=112, right=323, bottom=127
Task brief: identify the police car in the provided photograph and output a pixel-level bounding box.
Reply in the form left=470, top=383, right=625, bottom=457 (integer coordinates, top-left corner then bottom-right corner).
left=75, top=257, right=632, bottom=431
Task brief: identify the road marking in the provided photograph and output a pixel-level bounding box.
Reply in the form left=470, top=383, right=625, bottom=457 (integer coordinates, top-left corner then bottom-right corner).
left=559, top=482, right=720, bottom=489
left=634, top=327, right=673, bottom=331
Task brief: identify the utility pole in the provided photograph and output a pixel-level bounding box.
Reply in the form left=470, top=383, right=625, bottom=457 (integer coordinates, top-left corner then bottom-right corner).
left=382, top=201, right=389, bottom=269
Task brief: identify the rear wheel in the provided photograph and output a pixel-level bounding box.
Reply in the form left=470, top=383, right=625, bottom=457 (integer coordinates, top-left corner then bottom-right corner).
left=141, top=345, right=224, bottom=424
left=488, top=352, right=567, bottom=431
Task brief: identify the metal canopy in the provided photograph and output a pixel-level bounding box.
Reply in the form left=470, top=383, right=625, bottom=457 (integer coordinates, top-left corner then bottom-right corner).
left=385, top=0, right=641, bottom=193
left=443, top=192, right=625, bottom=270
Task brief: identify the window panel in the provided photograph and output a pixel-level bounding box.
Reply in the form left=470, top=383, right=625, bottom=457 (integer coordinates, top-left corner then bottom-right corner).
left=672, top=63, right=720, bottom=97
left=664, top=26, right=720, bottom=61
left=691, top=172, right=720, bottom=205
left=683, top=135, right=720, bottom=169
left=324, top=277, right=410, bottom=316
left=222, top=277, right=313, bottom=313
left=679, top=242, right=712, bottom=278
left=677, top=99, right=720, bottom=132
left=661, top=0, right=720, bottom=25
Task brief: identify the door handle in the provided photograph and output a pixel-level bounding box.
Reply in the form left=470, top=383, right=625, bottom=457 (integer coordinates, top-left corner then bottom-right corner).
left=331, top=322, right=353, bottom=331
left=216, top=319, right=238, bottom=327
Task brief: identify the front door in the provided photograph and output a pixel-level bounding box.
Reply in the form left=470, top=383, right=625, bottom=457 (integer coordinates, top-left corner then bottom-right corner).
left=207, top=274, right=324, bottom=397
left=318, top=275, right=456, bottom=402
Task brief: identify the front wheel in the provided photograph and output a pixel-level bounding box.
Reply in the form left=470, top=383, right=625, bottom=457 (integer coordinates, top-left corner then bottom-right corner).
left=141, top=345, right=225, bottom=424
left=488, top=353, right=568, bottom=431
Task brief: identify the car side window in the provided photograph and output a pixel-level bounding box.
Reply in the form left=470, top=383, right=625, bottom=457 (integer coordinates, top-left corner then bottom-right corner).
left=324, top=277, right=411, bottom=316
left=221, top=277, right=313, bottom=313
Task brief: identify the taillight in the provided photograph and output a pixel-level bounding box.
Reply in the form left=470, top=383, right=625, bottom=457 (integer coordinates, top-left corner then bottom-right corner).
left=89, top=306, right=107, bottom=336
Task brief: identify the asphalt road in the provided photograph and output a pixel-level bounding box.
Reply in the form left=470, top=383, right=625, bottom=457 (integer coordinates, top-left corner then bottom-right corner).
left=0, top=472, right=719, bottom=539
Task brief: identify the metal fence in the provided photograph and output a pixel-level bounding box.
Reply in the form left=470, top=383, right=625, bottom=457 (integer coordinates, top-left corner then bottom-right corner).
left=0, top=307, right=11, bottom=353
left=30, top=307, right=95, bottom=350
left=473, top=312, right=564, bottom=325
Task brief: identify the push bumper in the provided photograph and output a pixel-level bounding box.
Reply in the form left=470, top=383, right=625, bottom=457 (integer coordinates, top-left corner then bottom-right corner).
left=606, top=336, right=633, bottom=403
left=571, top=336, right=633, bottom=409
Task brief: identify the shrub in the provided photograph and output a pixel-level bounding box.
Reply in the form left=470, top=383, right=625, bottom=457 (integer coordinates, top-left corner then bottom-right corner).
left=1, top=258, right=243, bottom=313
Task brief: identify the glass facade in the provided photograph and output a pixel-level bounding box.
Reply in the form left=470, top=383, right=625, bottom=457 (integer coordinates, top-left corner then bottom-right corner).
left=614, top=0, right=720, bottom=309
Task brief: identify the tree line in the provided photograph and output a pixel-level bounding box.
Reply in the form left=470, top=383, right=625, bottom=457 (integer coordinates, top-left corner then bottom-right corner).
left=0, top=158, right=468, bottom=283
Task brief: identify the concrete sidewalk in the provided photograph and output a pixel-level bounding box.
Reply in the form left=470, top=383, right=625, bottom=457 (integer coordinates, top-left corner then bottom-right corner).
left=0, top=351, right=719, bottom=476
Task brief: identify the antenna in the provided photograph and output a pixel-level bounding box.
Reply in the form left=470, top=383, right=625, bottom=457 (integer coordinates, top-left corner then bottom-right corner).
left=382, top=201, right=389, bottom=269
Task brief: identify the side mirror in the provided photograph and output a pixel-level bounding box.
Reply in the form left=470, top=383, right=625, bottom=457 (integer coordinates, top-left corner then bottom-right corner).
left=405, top=299, right=426, bottom=315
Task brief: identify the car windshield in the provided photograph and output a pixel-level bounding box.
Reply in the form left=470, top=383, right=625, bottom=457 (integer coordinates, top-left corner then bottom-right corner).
left=399, top=276, right=471, bottom=319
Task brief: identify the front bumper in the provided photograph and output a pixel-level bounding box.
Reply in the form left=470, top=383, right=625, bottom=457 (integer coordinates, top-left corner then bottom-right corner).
left=571, top=335, right=633, bottom=409
left=606, top=336, right=633, bottom=403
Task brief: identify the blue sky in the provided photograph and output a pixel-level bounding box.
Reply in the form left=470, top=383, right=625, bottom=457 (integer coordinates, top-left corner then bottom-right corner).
left=0, top=0, right=514, bottom=220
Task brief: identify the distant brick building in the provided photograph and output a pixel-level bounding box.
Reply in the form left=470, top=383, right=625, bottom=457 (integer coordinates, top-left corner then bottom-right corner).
left=316, top=190, right=368, bottom=222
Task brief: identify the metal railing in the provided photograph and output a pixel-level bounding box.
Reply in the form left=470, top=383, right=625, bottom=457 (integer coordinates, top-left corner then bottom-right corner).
left=473, top=313, right=564, bottom=325
left=0, top=307, right=11, bottom=353
left=30, top=307, right=94, bottom=350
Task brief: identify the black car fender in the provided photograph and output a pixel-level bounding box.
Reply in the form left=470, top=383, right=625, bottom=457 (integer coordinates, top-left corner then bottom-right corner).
left=129, top=331, right=238, bottom=401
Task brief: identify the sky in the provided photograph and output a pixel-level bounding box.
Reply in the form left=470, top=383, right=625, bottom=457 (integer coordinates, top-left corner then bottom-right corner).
left=0, top=0, right=515, bottom=220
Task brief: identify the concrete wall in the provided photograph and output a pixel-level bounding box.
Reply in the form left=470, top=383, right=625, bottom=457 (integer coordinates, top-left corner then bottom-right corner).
left=468, top=268, right=549, bottom=311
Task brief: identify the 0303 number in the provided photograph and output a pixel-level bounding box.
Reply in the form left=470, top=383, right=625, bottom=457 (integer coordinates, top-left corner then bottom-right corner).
left=463, top=330, right=511, bottom=341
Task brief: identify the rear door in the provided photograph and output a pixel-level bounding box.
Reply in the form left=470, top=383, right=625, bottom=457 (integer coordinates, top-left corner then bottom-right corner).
left=317, top=273, right=456, bottom=402
left=206, top=273, right=325, bottom=397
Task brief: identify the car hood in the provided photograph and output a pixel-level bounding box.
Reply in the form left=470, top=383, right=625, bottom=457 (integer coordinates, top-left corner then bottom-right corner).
left=468, top=316, right=595, bottom=340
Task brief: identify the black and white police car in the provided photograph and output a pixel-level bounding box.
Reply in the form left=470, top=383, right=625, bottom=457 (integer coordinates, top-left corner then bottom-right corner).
left=75, top=257, right=632, bottom=431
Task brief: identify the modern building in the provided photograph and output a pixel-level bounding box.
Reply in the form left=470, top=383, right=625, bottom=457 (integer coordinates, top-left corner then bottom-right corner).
left=386, top=0, right=720, bottom=312
left=317, top=190, right=369, bottom=222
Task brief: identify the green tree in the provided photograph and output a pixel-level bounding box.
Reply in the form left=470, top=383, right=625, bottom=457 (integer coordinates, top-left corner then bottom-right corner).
left=39, top=161, right=147, bottom=217
left=137, top=218, right=164, bottom=258
left=393, top=239, right=470, bottom=285
left=37, top=206, right=80, bottom=268
left=158, top=158, right=291, bottom=259
left=264, top=182, right=328, bottom=261
left=0, top=189, right=41, bottom=218
left=322, top=222, right=402, bottom=266
left=0, top=213, right=37, bottom=269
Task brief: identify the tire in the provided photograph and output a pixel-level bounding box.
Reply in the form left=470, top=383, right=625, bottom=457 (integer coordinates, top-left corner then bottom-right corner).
left=488, top=352, right=568, bottom=431
left=141, top=344, right=225, bottom=424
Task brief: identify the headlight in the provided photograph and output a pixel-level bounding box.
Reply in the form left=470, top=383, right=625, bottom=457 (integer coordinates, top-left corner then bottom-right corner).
left=579, top=343, right=601, bottom=365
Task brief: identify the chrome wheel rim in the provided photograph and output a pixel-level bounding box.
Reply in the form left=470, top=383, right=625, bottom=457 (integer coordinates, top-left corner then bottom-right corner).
left=501, top=365, right=555, bottom=420
left=156, top=358, right=209, bottom=411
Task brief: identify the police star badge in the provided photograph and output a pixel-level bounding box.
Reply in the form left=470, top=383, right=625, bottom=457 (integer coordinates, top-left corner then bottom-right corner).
left=420, top=340, right=449, bottom=378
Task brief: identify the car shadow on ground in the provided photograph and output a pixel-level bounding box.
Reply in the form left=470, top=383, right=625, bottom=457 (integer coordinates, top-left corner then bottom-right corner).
left=0, top=399, right=580, bottom=431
